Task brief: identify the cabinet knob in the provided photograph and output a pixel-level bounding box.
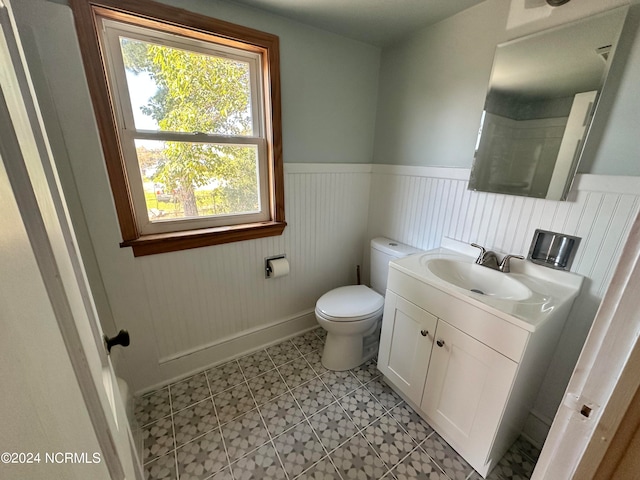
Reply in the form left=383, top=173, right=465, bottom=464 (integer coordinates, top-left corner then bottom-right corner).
left=437, top=339, right=445, bottom=347
left=420, top=330, right=429, bottom=337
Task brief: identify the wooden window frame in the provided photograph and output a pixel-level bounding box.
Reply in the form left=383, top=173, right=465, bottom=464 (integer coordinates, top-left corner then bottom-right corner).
left=70, top=0, right=286, bottom=257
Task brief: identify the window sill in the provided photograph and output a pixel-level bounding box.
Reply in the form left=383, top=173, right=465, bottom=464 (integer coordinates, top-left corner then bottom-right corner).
left=120, top=220, right=287, bottom=257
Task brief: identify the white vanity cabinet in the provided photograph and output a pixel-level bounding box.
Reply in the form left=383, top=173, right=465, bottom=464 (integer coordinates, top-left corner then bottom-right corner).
left=378, top=290, right=437, bottom=405
left=377, top=260, right=572, bottom=478
left=421, top=319, right=518, bottom=471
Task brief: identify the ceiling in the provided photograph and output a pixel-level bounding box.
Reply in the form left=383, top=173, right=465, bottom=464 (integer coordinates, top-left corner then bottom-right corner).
left=226, top=0, right=485, bottom=46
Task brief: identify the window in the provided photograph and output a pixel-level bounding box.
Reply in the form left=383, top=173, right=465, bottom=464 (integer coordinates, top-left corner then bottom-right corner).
left=70, top=0, right=285, bottom=256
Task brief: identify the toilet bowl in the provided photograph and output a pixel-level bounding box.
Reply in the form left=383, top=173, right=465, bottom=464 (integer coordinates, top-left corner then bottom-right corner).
left=315, top=238, right=422, bottom=371
left=315, top=285, right=384, bottom=371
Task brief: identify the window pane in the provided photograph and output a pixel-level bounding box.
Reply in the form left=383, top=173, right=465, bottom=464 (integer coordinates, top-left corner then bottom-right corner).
left=121, top=37, right=254, bottom=136
left=135, top=140, right=260, bottom=222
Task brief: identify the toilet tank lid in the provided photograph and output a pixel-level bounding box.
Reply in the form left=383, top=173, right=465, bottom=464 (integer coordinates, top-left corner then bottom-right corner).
left=316, top=285, right=383, bottom=319
left=371, top=237, right=422, bottom=258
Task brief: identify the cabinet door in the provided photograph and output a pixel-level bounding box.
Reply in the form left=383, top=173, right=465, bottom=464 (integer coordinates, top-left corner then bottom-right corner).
left=378, top=291, right=437, bottom=405
left=421, top=319, right=517, bottom=466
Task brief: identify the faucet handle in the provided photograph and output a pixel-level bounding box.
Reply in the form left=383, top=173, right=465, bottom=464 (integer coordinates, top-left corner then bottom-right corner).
left=470, top=243, right=486, bottom=264
left=499, top=254, right=524, bottom=273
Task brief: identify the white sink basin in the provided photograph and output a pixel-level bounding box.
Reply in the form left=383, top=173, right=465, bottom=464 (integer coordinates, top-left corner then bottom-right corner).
left=426, top=258, right=532, bottom=301
left=389, top=240, right=584, bottom=331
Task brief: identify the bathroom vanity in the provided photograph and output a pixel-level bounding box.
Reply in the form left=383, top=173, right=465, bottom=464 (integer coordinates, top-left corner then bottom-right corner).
left=377, top=240, right=583, bottom=477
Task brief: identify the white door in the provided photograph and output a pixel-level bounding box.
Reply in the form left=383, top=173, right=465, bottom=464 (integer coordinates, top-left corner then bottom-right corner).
left=378, top=291, right=437, bottom=405
left=0, top=2, right=141, bottom=479
left=421, top=319, right=517, bottom=470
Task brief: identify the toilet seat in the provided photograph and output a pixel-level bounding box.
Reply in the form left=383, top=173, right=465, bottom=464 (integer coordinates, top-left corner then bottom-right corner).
left=315, top=285, right=384, bottom=322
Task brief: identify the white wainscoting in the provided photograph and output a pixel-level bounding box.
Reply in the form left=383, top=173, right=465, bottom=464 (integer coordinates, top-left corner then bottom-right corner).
left=134, top=164, right=372, bottom=376
left=369, top=166, right=640, bottom=275
left=367, top=164, right=640, bottom=445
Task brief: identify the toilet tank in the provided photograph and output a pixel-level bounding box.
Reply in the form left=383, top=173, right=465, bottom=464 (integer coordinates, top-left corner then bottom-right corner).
left=370, top=237, right=422, bottom=295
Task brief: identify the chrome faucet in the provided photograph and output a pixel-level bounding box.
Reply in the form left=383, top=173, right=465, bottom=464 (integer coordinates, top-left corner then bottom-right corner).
left=498, top=254, right=524, bottom=273
left=471, top=243, right=500, bottom=270
left=471, top=243, right=523, bottom=272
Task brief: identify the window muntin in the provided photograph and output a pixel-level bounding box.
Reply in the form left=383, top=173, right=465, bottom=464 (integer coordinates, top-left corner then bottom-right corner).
left=99, top=18, right=270, bottom=235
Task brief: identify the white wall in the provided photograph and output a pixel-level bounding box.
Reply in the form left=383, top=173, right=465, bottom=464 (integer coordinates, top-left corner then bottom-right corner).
left=586, top=3, right=640, bottom=175
left=373, top=0, right=509, bottom=167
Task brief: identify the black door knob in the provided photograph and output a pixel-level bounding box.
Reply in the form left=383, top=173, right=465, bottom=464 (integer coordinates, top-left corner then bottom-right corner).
left=105, top=329, right=130, bottom=353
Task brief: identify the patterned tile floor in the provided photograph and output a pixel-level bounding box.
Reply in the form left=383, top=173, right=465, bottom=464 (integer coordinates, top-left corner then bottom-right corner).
left=135, top=328, right=540, bottom=480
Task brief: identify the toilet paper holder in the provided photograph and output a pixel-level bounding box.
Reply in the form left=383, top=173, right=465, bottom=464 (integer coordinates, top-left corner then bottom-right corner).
left=527, top=229, right=581, bottom=271
left=265, top=254, right=287, bottom=278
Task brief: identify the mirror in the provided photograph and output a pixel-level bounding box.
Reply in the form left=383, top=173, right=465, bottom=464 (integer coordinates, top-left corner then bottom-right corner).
left=469, top=8, right=627, bottom=200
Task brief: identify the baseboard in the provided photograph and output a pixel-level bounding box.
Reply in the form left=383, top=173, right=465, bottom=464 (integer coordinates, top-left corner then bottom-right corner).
left=135, top=310, right=319, bottom=396
left=522, top=409, right=554, bottom=448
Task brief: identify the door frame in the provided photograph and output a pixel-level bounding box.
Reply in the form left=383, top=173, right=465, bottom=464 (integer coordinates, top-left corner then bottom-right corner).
left=532, top=209, right=640, bottom=478
left=0, top=1, right=141, bottom=478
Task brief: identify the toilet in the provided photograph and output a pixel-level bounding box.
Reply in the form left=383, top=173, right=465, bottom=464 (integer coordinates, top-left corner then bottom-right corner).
left=315, top=237, right=421, bottom=371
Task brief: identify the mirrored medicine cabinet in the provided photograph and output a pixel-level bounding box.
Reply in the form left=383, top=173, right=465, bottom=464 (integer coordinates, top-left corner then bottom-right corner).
left=469, top=7, right=628, bottom=201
